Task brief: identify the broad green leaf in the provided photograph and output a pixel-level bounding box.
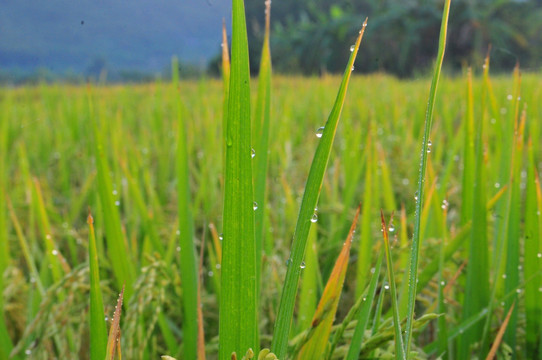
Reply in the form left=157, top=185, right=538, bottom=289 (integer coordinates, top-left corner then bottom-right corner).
left=219, top=0, right=258, bottom=357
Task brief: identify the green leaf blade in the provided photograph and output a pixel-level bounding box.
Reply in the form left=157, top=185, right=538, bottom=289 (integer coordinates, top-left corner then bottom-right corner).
left=219, top=0, right=258, bottom=357
left=271, top=19, right=368, bottom=359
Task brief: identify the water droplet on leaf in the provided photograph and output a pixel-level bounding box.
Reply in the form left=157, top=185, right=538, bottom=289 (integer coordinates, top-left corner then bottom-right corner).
left=316, top=127, right=324, bottom=138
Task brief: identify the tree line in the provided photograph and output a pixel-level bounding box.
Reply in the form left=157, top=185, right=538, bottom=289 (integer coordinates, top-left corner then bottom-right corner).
left=240, top=0, right=542, bottom=77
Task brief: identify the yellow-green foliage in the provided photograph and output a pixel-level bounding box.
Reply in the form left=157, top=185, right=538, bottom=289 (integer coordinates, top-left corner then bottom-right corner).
left=1, top=69, right=541, bottom=359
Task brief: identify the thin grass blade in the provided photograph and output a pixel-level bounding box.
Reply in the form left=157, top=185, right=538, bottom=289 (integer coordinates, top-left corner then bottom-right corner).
left=88, top=212, right=107, bottom=360
left=524, top=139, right=542, bottom=357
left=253, top=0, right=272, bottom=298
left=0, top=99, right=13, bottom=359
left=172, top=57, right=200, bottom=360
left=106, top=285, right=125, bottom=360
left=405, top=1, right=451, bottom=354
left=271, top=19, right=368, bottom=358
left=485, top=302, right=515, bottom=360
left=381, top=211, right=406, bottom=360
left=345, top=252, right=383, bottom=360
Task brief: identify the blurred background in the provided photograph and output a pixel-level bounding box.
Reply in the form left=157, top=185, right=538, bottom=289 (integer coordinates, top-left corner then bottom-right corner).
left=1, top=0, right=541, bottom=84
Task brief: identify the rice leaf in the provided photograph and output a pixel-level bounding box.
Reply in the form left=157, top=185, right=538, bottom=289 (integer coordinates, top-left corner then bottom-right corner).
left=271, top=19, right=368, bottom=358
left=294, top=205, right=360, bottom=359
left=88, top=211, right=107, bottom=360
left=0, top=99, right=13, bottom=359
left=345, top=252, right=383, bottom=360
left=404, top=1, right=450, bottom=354
left=222, top=18, right=231, bottom=175
left=88, top=91, right=135, bottom=299
left=485, top=302, right=515, bottom=360
left=356, top=133, right=374, bottom=297
left=253, top=0, right=273, bottom=298
left=459, top=67, right=490, bottom=357
left=524, top=139, right=542, bottom=357
left=219, top=0, right=258, bottom=357
left=172, top=56, right=200, bottom=360
left=381, top=211, right=406, bottom=360
left=296, top=222, right=318, bottom=334
left=106, top=285, right=125, bottom=360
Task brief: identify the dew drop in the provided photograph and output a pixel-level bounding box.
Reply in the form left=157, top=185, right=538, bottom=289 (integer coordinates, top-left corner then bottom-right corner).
left=46, top=234, right=52, bottom=240
left=351, top=65, right=355, bottom=71
left=362, top=297, right=366, bottom=301
left=350, top=45, right=355, bottom=52
left=115, top=200, right=120, bottom=206
left=176, top=246, right=181, bottom=252
left=516, top=288, right=521, bottom=294
left=286, top=258, right=292, bottom=266
left=388, top=224, right=395, bottom=233
left=507, top=94, right=513, bottom=101
left=105, top=316, right=109, bottom=321
left=494, top=182, right=501, bottom=189
left=176, top=229, right=181, bottom=236
left=316, top=127, right=325, bottom=138
left=300, top=261, right=306, bottom=269
left=502, top=273, right=507, bottom=279
left=52, top=249, right=58, bottom=256
left=215, top=263, right=221, bottom=270
left=441, top=199, right=449, bottom=210
left=112, top=189, right=118, bottom=196
left=310, top=213, right=318, bottom=223
left=208, top=271, right=214, bottom=277
left=253, top=202, right=258, bottom=210
left=362, top=22, right=367, bottom=27
left=251, top=148, right=256, bottom=158
left=370, top=267, right=376, bottom=274
left=25, top=349, right=32, bottom=356
left=427, top=140, right=432, bottom=153
left=537, top=253, right=542, bottom=258
left=219, top=233, right=224, bottom=241
left=384, top=284, right=390, bottom=290
left=414, top=191, right=419, bottom=201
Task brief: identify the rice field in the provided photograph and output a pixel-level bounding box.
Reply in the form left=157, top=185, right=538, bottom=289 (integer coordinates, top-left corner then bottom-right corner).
left=1, top=2, right=542, bottom=359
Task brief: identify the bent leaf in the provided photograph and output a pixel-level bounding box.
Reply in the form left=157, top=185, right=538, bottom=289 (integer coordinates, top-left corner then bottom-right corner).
left=295, top=205, right=360, bottom=359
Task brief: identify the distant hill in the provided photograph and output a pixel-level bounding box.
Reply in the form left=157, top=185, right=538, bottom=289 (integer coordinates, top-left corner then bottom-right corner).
left=0, top=0, right=231, bottom=74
